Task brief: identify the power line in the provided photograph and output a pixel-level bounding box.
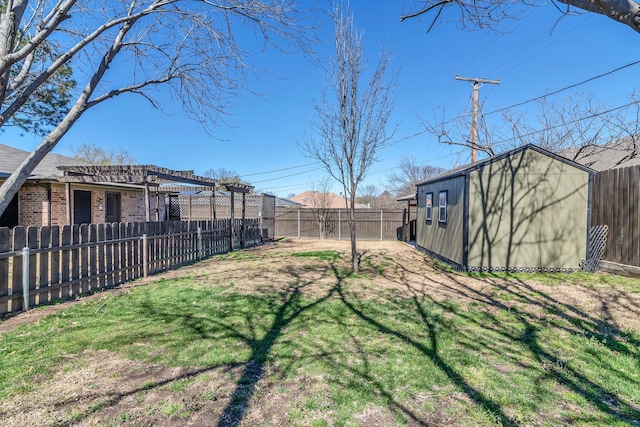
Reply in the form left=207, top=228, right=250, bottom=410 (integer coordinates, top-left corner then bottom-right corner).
left=240, top=161, right=319, bottom=177
left=485, top=58, right=640, bottom=116
left=435, top=57, right=640, bottom=128
left=379, top=129, right=429, bottom=149
left=490, top=98, right=640, bottom=146
left=488, top=14, right=592, bottom=79
left=251, top=166, right=325, bottom=184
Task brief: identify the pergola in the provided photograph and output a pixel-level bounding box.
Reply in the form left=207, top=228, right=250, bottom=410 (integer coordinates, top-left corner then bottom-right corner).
left=57, top=165, right=252, bottom=223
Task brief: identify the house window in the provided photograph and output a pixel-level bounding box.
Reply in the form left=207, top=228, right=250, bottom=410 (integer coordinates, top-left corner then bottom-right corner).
left=105, top=192, right=121, bottom=223
left=73, top=190, right=92, bottom=225
left=425, top=193, right=433, bottom=222
left=439, top=191, right=447, bottom=223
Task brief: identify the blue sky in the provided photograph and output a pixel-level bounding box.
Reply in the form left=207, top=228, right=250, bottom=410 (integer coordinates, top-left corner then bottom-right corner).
left=3, top=1, right=639, bottom=197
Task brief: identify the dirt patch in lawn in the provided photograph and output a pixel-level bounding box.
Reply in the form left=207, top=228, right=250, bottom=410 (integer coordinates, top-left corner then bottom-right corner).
left=2, top=238, right=640, bottom=426
left=4, top=239, right=639, bottom=333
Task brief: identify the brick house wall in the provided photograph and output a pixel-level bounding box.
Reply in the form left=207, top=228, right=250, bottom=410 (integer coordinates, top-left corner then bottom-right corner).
left=18, top=184, right=48, bottom=226
left=14, top=182, right=164, bottom=227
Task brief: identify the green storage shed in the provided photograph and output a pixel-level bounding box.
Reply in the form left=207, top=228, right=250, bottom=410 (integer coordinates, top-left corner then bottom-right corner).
left=415, top=144, right=594, bottom=272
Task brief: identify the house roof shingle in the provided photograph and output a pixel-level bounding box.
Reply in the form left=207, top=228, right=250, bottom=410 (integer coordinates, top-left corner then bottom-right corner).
left=0, top=143, right=88, bottom=180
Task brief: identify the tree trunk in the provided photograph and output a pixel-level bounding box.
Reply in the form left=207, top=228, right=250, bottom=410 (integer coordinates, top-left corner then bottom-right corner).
left=0, top=16, right=135, bottom=217
left=349, top=193, right=358, bottom=273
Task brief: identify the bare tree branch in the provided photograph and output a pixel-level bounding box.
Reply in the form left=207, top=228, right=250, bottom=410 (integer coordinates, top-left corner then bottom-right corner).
left=402, top=0, right=640, bottom=32
left=300, top=3, right=397, bottom=273
left=309, top=178, right=336, bottom=239
left=0, top=0, right=316, bottom=217
left=386, top=157, right=445, bottom=197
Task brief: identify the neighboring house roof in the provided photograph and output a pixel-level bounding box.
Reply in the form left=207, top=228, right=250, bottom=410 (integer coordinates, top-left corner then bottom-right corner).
left=0, top=143, right=224, bottom=190
left=417, top=144, right=595, bottom=187
left=560, top=137, right=640, bottom=171
left=0, top=142, right=88, bottom=180
left=289, top=191, right=369, bottom=209
left=275, top=197, right=304, bottom=207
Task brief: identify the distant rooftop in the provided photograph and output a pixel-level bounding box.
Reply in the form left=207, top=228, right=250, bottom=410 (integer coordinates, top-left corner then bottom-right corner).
left=560, top=136, right=640, bottom=171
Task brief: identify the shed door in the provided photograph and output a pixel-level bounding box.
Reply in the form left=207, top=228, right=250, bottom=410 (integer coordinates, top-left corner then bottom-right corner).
left=105, top=192, right=121, bottom=223
left=74, top=190, right=92, bottom=225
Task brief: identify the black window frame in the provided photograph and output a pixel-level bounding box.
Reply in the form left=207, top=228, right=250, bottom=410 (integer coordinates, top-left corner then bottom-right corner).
left=438, top=190, right=447, bottom=223
left=73, top=189, right=92, bottom=225
left=105, top=192, right=121, bottom=223
left=425, top=192, right=433, bottom=222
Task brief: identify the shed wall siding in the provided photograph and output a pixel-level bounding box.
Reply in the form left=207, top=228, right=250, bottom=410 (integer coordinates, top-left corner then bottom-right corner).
left=416, top=176, right=465, bottom=265
left=467, top=149, right=589, bottom=270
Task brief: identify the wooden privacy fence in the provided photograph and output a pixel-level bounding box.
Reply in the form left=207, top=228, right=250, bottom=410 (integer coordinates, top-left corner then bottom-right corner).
left=591, top=165, right=640, bottom=267
left=0, top=219, right=262, bottom=316
left=275, top=208, right=405, bottom=240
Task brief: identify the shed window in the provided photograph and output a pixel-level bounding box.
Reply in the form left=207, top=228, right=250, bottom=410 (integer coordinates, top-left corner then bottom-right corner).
left=439, top=191, right=447, bottom=223
left=425, top=193, right=433, bottom=222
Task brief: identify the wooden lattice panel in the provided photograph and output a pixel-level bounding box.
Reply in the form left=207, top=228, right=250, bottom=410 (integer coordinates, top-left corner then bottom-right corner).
left=580, top=225, right=608, bottom=273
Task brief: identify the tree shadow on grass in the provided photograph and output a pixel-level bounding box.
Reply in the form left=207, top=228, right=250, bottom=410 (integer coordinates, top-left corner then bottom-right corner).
left=214, top=269, right=338, bottom=427
left=24, top=244, right=639, bottom=426
left=123, top=268, right=341, bottom=427
left=329, top=264, right=518, bottom=426
left=380, top=253, right=640, bottom=424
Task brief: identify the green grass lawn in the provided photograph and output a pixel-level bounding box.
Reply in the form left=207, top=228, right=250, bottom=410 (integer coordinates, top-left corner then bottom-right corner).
left=1, top=242, right=639, bottom=426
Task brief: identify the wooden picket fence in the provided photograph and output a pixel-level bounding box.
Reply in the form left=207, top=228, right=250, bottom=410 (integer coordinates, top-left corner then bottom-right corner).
left=0, top=219, right=262, bottom=316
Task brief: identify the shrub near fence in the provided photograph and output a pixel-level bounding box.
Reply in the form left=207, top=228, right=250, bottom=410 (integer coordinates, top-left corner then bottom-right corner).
left=275, top=208, right=405, bottom=240
left=0, top=219, right=262, bottom=316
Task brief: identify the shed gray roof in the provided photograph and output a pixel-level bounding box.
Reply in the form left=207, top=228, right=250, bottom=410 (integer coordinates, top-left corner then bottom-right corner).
left=397, top=193, right=416, bottom=202
left=0, top=143, right=87, bottom=180
left=560, top=137, right=640, bottom=171
left=417, top=144, right=595, bottom=187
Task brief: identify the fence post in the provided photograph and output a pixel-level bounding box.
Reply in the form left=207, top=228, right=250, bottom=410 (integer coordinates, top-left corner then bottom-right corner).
left=22, top=247, right=29, bottom=311
left=197, top=227, right=203, bottom=260
left=297, top=209, right=300, bottom=238
left=143, top=234, right=149, bottom=278
left=380, top=210, right=383, bottom=240
left=338, top=210, right=341, bottom=240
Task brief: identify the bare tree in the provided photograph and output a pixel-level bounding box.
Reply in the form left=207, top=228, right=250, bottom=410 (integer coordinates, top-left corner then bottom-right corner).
left=386, top=156, right=445, bottom=197
left=377, top=190, right=403, bottom=208
left=308, top=178, right=336, bottom=239
left=356, top=184, right=379, bottom=208
left=300, top=3, right=397, bottom=272
left=0, top=0, right=314, bottom=216
left=70, top=142, right=135, bottom=165
left=424, top=91, right=640, bottom=162
left=401, top=1, right=640, bottom=34
left=203, top=167, right=252, bottom=191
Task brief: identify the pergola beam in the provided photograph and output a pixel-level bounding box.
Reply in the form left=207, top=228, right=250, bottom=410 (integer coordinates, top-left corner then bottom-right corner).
left=221, top=183, right=252, bottom=193
left=57, top=165, right=222, bottom=188
left=59, top=174, right=148, bottom=184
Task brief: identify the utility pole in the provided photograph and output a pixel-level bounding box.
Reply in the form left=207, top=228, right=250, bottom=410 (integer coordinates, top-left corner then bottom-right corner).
left=455, top=75, right=500, bottom=162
